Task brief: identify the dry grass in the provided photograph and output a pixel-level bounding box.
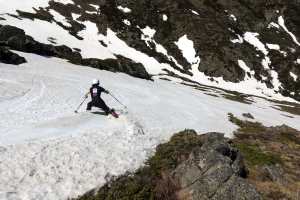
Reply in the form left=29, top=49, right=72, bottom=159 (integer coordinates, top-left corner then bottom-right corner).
left=229, top=113, right=300, bottom=200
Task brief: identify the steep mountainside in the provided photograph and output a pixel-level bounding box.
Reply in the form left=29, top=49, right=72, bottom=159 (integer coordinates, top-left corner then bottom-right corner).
left=0, top=0, right=300, bottom=101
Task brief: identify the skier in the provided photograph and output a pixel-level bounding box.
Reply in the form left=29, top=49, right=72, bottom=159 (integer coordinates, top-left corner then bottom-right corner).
left=85, top=79, right=118, bottom=118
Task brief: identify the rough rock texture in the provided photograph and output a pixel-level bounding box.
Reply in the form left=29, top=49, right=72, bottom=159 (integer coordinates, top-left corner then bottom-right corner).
left=0, top=25, right=82, bottom=64
left=0, top=25, right=150, bottom=79
left=82, top=56, right=151, bottom=79
left=0, top=46, right=26, bottom=65
left=173, top=133, right=260, bottom=200
left=76, top=131, right=261, bottom=200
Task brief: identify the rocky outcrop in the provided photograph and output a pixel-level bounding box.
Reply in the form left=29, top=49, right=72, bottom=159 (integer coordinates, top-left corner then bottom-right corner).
left=0, top=25, right=25, bottom=41
left=172, top=133, right=260, bottom=200
left=229, top=114, right=300, bottom=199
left=0, top=25, right=82, bottom=63
left=0, top=46, right=26, bottom=65
left=6, top=0, right=299, bottom=100
left=0, top=25, right=151, bottom=79
left=76, top=131, right=261, bottom=200
left=82, top=56, right=151, bottom=79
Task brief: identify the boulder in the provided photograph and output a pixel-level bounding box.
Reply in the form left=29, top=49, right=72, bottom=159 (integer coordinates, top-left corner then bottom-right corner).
left=0, top=25, right=25, bottom=41
left=7, top=34, right=82, bottom=63
left=173, top=133, right=260, bottom=200
left=82, top=56, right=151, bottom=80
left=0, top=46, right=26, bottom=65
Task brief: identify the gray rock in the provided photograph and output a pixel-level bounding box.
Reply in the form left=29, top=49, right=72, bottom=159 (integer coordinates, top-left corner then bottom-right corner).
left=0, top=25, right=25, bottom=41
left=172, top=133, right=261, bottom=200
left=261, top=164, right=286, bottom=185
left=82, top=56, right=151, bottom=80
left=0, top=46, right=26, bottom=65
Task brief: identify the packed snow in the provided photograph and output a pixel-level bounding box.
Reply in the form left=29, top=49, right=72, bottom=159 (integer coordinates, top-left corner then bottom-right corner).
left=238, top=60, right=255, bottom=79
left=117, top=6, right=132, bottom=13
left=191, top=10, right=200, bottom=16
left=290, top=72, right=298, bottom=81
left=139, top=26, right=185, bottom=71
left=278, top=16, right=300, bottom=46
left=243, top=32, right=282, bottom=91
left=0, top=0, right=49, bottom=14
left=0, top=52, right=300, bottom=200
left=123, top=19, right=131, bottom=26
left=175, top=35, right=200, bottom=65
left=163, top=14, right=168, bottom=21
left=0, top=14, right=115, bottom=60
left=266, top=44, right=280, bottom=50
left=243, top=32, right=268, bottom=55
left=229, top=14, right=237, bottom=22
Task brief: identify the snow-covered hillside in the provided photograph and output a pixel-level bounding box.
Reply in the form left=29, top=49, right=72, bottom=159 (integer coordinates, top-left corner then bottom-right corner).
left=0, top=52, right=300, bottom=200
left=1, top=0, right=300, bottom=101
left=1, top=0, right=300, bottom=199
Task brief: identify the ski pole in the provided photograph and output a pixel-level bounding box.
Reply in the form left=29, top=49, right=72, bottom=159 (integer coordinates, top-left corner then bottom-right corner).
left=74, top=96, right=88, bottom=113
left=109, top=92, right=127, bottom=109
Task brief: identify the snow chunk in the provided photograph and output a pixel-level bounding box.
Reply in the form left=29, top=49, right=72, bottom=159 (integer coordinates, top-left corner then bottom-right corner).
left=117, top=6, right=132, bottom=13
left=123, top=19, right=131, bottom=26
left=140, top=26, right=185, bottom=70
left=0, top=0, right=50, bottom=14
left=191, top=10, right=199, bottom=15
left=98, top=28, right=173, bottom=74
left=54, top=0, right=73, bottom=4
left=278, top=16, right=300, bottom=46
left=231, top=34, right=244, bottom=44
left=266, top=44, right=288, bottom=57
left=86, top=10, right=97, bottom=15
left=175, top=35, right=200, bottom=65
left=72, top=13, right=81, bottom=20
left=243, top=32, right=282, bottom=90
left=141, top=26, right=156, bottom=38
left=238, top=60, right=254, bottom=79
left=268, top=22, right=280, bottom=29
left=163, top=14, right=168, bottom=21
left=243, top=32, right=268, bottom=55
left=266, top=44, right=280, bottom=50
left=229, top=14, right=237, bottom=21
left=297, top=59, right=300, bottom=64
left=49, top=10, right=71, bottom=28
left=89, top=4, right=100, bottom=10
left=290, top=72, right=298, bottom=81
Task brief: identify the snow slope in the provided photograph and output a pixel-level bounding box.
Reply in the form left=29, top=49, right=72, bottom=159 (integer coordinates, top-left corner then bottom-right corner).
left=0, top=1, right=298, bottom=102
left=0, top=52, right=300, bottom=200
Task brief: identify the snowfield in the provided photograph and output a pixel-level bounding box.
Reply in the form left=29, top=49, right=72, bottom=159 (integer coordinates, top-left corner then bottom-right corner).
left=0, top=52, right=300, bottom=200
left=0, top=6, right=298, bottom=101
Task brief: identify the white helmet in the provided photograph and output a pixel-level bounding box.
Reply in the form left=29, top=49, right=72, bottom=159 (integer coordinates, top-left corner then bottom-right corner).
left=92, top=79, right=99, bottom=85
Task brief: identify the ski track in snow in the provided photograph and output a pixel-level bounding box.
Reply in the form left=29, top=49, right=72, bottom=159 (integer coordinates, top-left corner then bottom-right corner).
left=0, top=53, right=300, bottom=200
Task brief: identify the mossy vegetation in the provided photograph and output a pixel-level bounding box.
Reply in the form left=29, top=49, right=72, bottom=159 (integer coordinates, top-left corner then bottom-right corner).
left=228, top=113, right=265, bottom=133
left=276, top=104, right=300, bottom=116
left=222, top=93, right=253, bottom=104
left=147, top=130, right=203, bottom=174
left=233, top=143, right=282, bottom=167
left=76, top=130, right=203, bottom=200
left=228, top=113, right=300, bottom=200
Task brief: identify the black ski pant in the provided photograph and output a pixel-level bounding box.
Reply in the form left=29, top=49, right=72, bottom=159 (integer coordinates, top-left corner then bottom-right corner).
left=87, top=99, right=110, bottom=114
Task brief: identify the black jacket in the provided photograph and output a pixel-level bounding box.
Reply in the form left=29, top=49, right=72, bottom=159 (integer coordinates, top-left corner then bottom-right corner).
left=90, top=85, right=108, bottom=101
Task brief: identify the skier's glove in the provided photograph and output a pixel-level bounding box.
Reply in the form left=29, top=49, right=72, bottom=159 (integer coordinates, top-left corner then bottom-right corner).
left=85, top=94, right=88, bottom=98
left=105, top=90, right=110, bottom=94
